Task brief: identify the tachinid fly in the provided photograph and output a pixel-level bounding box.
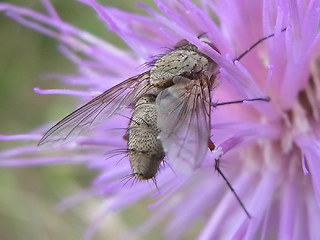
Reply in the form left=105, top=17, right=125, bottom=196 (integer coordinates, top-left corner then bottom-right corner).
left=38, top=30, right=285, bottom=218
left=38, top=40, right=218, bottom=173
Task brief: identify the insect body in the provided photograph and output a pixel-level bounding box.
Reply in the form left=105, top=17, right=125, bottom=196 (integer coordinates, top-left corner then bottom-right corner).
left=128, top=94, right=165, bottom=180
left=38, top=42, right=217, bottom=172
left=38, top=31, right=283, bottom=218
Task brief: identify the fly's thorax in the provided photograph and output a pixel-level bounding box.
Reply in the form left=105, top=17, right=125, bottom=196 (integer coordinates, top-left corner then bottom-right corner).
left=150, top=44, right=212, bottom=88
left=128, top=94, right=165, bottom=180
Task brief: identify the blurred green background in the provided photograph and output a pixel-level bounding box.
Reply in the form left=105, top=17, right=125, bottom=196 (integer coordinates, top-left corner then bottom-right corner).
left=0, top=1, right=166, bottom=239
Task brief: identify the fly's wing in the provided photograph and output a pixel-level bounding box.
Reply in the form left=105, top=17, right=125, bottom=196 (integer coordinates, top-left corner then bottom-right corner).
left=156, top=75, right=211, bottom=173
left=39, top=72, right=151, bottom=148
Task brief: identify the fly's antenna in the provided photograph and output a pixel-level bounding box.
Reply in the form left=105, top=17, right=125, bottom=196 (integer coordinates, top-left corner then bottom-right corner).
left=235, top=27, right=287, bottom=62
left=215, top=158, right=251, bottom=219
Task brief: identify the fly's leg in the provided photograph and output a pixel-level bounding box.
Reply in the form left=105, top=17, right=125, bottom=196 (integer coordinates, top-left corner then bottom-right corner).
left=212, top=97, right=270, bottom=107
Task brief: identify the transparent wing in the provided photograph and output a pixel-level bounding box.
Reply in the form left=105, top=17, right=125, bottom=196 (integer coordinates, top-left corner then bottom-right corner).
left=156, top=75, right=211, bottom=172
left=39, top=72, right=151, bottom=148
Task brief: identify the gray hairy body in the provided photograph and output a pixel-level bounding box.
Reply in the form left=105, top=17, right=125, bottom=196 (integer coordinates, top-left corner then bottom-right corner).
left=127, top=43, right=216, bottom=180
left=128, top=94, right=165, bottom=180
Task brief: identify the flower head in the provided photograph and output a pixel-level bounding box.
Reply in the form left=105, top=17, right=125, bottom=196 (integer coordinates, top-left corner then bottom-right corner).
left=1, top=0, right=320, bottom=239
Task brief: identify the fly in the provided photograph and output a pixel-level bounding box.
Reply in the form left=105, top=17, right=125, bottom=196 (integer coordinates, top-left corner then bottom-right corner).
left=38, top=29, right=286, bottom=218
left=38, top=40, right=219, bottom=172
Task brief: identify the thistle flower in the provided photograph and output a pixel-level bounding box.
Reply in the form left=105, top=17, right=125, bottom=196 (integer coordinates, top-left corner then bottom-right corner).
left=1, top=0, right=320, bottom=239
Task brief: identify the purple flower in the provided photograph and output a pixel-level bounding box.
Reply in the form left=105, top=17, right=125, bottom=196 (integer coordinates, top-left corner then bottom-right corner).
left=1, top=0, right=320, bottom=239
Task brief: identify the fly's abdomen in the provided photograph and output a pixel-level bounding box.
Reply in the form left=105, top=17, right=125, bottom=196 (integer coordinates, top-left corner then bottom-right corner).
left=128, top=94, right=165, bottom=180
